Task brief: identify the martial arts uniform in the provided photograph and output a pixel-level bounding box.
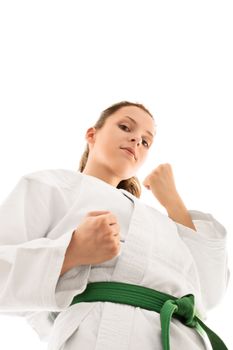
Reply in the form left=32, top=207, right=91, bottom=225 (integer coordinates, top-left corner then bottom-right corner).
left=0, top=169, right=230, bottom=349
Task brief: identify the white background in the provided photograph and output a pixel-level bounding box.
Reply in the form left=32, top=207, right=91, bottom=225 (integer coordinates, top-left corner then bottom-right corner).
left=0, top=1, right=232, bottom=349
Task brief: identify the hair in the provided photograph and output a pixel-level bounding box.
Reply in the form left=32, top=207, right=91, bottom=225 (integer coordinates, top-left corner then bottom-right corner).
left=77, top=100, right=155, bottom=198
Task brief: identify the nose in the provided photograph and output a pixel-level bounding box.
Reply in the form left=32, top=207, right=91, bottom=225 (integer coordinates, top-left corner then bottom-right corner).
left=130, top=136, right=142, bottom=146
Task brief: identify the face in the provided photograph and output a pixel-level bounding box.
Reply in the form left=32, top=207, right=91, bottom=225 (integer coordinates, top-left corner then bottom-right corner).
left=84, top=105, right=156, bottom=181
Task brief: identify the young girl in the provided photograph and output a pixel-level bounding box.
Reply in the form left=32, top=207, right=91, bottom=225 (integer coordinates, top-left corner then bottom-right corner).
left=0, top=101, right=230, bottom=350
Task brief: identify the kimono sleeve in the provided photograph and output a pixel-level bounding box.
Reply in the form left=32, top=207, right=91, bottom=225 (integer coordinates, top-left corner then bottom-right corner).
left=174, top=209, right=230, bottom=311
left=0, top=176, right=91, bottom=313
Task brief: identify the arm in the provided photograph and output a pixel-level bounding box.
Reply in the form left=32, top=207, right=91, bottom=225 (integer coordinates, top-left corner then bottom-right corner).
left=142, top=163, right=197, bottom=231
left=165, top=196, right=197, bottom=231
left=175, top=209, right=230, bottom=311
left=0, top=176, right=90, bottom=312
left=60, top=230, right=81, bottom=277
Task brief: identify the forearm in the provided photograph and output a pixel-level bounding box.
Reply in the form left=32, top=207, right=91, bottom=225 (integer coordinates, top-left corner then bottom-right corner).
left=60, top=231, right=81, bottom=277
left=165, top=197, right=197, bottom=231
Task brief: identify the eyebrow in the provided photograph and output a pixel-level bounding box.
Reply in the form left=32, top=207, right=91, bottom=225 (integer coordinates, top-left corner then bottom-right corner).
left=122, top=116, right=155, bottom=138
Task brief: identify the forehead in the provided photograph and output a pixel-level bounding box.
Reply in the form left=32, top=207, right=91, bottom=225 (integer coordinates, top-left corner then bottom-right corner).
left=111, top=106, right=156, bottom=130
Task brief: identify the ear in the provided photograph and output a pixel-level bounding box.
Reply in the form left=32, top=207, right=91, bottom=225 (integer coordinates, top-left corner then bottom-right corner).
left=85, top=127, right=97, bottom=145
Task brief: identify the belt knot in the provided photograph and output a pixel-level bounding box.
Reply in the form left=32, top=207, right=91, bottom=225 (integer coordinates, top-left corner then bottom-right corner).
left=160, top=293, right=200, bottom=350
left=165, top=294, right=198, bottom=327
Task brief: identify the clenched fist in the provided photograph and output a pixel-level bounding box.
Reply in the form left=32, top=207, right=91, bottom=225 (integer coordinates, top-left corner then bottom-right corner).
left=142, top=163, right=181, bottom=208
left=71, top=210, right=121, bottom=266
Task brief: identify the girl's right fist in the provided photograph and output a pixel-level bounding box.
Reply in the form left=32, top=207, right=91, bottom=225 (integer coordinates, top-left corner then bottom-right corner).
left=72, top=210, right=121, bottom=265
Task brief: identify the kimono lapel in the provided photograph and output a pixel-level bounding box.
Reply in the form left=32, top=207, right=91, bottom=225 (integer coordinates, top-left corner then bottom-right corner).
left=111, top=188, right=153, bottom=284
left=94, top=189, right=156, bottom=350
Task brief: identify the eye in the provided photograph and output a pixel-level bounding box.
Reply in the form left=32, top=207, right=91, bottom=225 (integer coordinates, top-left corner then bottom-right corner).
left=119, top=124, right=130, bottom=131
left=142, top=140, right=149, bottom=148
left=119, top=124, right=149, bottom=148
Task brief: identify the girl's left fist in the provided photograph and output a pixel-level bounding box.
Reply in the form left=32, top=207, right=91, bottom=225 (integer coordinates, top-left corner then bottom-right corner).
left=142, top=163, right=180, bottom=207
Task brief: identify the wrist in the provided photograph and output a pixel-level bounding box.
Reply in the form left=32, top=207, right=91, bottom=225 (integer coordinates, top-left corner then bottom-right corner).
left=67, top=230, right=83, bottom=266
left=60, top=231, right=81, bottom=276
left=164, top=195, right=185, bottom=213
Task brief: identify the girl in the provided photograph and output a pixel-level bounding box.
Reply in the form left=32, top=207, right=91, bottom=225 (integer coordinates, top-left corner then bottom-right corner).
left=0, top=101, right=230, bottom=349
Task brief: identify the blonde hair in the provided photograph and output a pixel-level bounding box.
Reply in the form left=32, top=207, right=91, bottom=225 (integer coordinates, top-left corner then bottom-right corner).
left=78, top=101, right=154, bottom=198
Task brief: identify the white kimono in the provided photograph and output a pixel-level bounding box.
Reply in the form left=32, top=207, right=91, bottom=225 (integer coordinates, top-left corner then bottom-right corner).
left=0, top=169, right=230, bottom=350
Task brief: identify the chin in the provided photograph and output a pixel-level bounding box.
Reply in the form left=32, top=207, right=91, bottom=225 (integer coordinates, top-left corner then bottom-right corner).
left=117, top=170, right=136, bottom=181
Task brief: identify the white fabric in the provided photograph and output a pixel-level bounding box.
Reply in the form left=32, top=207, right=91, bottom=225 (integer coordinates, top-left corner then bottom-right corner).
left=0, top=169, right=230, bottom=350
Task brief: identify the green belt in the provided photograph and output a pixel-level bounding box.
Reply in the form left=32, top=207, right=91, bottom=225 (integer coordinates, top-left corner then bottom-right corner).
left=70, top=281, right=228, bottom=350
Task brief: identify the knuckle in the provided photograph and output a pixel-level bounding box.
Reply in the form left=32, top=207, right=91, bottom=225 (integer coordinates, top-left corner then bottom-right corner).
left=103, top=231, right=113, bottom=242
left=110, top=244, right=119, bottom=255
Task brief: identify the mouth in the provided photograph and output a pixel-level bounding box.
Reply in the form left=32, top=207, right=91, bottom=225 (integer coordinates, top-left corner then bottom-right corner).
left=120, top=147, right=136, bottom=160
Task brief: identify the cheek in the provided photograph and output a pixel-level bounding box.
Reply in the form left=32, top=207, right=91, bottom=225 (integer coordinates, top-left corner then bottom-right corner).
left=138, top=150, right=148, bottom=163
left=95, top=137, right=116, bottom=158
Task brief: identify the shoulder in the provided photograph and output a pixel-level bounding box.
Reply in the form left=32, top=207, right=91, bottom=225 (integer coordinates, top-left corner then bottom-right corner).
left=21, top=168, right=83, bottom=190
